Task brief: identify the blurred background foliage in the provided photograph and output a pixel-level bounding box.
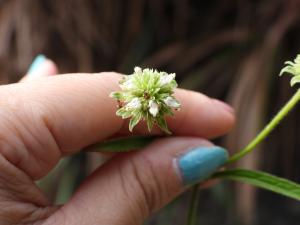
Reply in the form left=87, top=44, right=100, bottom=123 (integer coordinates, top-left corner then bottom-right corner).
left=1, top=0, right=300, bottom=224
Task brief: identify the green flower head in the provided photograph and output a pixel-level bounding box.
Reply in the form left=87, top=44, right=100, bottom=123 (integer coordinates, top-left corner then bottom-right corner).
left=110, top=67, right=181, bottom=134
left=280, top=54, right=300, bottom=86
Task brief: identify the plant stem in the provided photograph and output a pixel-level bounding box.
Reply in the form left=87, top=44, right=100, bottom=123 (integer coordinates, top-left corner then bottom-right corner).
left=186, top=89, right=300, bottom=224
left=227, top=88, right=300, bottom=164
left=186, top=185, right=200, bottom=225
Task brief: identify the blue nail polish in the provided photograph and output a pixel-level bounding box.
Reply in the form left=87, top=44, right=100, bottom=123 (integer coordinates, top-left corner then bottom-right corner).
left=28, top=55, right=46, bottom=75
left=178, top=146, right=228, bottom=186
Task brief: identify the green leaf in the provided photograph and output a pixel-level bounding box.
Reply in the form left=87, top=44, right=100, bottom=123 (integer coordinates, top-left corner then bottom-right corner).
left=213, top=169, right=300, bottom=201
left=84, top=136, right=157, bottom=152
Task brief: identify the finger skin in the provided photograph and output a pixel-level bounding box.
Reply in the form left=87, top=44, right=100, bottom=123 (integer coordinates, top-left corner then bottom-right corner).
left=0, top=72, right=234, bottom=179
left=43, top=137, right=214, bottom=225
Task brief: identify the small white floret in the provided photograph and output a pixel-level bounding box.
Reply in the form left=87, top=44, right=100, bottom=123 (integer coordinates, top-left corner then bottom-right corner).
left=159, top=73, right=175, bottom=86
left=120, top=77, right=135, bottom=90
left=134, top=66, right=142, bottom=74
left=163, top=96, right=180, bottom=108
left=149, top=100, right=159, bottom=117
left=126, top=98, right=141, bottom=109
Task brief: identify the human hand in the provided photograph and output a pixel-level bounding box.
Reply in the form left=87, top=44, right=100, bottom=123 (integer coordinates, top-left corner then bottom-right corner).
left=0, top=56, right=234, bottom=225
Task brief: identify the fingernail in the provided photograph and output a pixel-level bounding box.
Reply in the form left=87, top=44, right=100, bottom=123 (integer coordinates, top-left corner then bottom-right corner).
left=28, top=54, right=47, bottom=75
left=177, top=146, right=228, bottom=186
left=213, top=99, right=234, bottom=114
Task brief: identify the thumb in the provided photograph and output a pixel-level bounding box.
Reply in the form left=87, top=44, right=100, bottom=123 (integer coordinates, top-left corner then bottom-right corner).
left=46, top=137, right=228, bottom=225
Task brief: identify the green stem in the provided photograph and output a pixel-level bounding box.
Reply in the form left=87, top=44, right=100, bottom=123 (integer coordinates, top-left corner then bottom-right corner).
left=184, top=88, right=300, bottom=225
left=227, top=89, right=300, bottom=164
left=186, top=185, right=200, bottom=225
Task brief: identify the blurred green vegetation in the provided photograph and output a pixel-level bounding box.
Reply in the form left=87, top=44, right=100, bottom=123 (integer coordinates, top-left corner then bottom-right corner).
left=1, top=0, right=300, bottom=224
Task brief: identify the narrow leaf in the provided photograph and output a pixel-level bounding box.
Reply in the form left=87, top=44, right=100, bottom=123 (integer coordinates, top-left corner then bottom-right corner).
left=84, top=136, right=157, bottom=152
left=213, top=169, right=300, bottom=201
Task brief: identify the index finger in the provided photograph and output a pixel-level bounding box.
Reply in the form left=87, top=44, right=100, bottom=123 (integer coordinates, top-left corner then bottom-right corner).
left=0, top=72, right=234, bottom=178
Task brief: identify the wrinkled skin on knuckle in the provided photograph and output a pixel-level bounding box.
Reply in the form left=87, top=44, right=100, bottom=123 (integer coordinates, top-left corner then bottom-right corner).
left=0, top=200, right=52, bottom=225
left=0, top=86, right=59, bottom=224
left=0, top=153, right=54, bottom=225
left=0, top=85, right=61, bottom=180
